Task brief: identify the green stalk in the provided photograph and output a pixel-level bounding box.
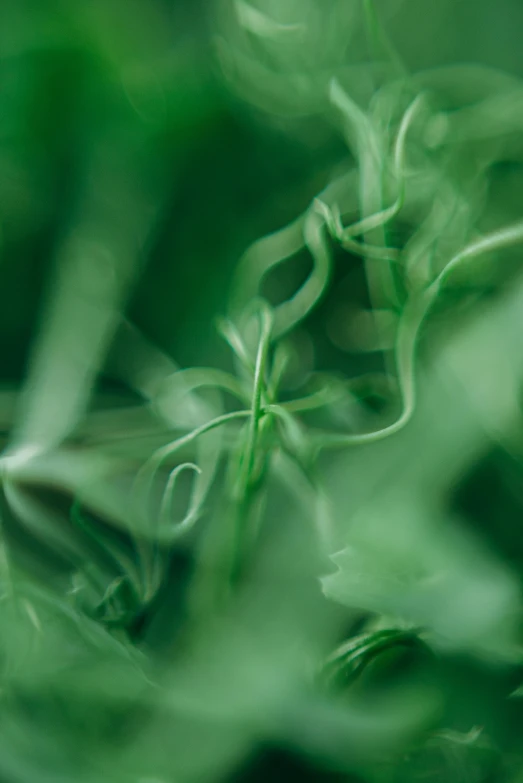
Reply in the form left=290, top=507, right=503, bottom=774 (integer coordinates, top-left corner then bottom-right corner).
left=229, top=305, right=273, bottom=584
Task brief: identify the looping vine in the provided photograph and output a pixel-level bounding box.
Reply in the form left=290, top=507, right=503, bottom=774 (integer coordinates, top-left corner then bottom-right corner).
left=66, top=9, right=523, bottom=616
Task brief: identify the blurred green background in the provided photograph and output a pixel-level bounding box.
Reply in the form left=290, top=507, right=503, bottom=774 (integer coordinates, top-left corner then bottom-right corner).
left=3, top=0, right=523, bottom=378
left=3, top=2, right=523, bottom=783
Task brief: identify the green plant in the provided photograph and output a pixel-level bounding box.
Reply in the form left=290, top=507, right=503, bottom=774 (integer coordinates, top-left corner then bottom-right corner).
left=2, top=2, right=523, bottom=782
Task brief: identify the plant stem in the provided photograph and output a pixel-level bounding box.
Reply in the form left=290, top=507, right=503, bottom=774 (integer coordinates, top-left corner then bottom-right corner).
left=229, top=305, right=273, bottom=585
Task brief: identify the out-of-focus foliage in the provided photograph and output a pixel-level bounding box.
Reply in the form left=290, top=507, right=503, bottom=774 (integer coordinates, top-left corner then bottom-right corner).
left=2, top=1, right=523, bottom=782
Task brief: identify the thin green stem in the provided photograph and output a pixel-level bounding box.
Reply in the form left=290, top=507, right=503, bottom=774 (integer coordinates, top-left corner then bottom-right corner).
left=313, top=217, right=523, bottom=452
left=233, top=305, right=273, bottom=499
left=229, top=305, right=273, bottom=583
